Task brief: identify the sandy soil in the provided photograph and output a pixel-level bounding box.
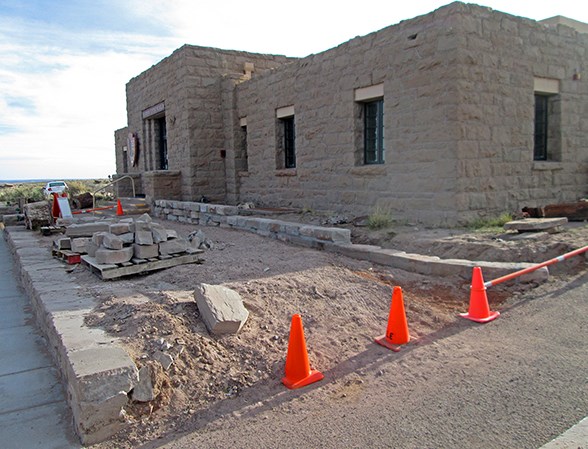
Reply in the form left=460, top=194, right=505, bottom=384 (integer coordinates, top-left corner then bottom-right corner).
left=48, top=214, right=586, bottom=448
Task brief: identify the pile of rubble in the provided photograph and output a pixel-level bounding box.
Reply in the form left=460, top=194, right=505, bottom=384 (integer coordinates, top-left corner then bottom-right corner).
left=54, top=214, right=211, bottom=265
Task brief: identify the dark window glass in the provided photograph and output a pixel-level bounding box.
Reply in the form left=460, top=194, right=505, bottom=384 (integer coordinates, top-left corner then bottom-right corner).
left=534, top=94, right=548, bottom=161
left=282, top=116, right=296, bottom=168
left=364, top=99, right=384, bottom=164
left=157, top=117, right=168, bottom=169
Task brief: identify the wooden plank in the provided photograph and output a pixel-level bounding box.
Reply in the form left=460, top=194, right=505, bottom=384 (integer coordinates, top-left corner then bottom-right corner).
left=81, top=253, right=203, bottom=280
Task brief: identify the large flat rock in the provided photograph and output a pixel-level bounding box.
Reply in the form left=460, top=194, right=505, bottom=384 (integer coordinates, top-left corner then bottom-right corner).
left=504, top=217, right=568, bottom=232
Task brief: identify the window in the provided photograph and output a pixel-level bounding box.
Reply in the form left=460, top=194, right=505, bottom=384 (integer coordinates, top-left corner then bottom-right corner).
left=282, top=116, right=296, bottom=168
left=355, top=83, right=385, bottom=165
left=237, top=118, right=248, bottom=172
left=276, top=106, right=296, bottom=169
left=157, top=117, right=168, bottom=170
left=363, top=99, right=384, bottom=164
left=533, top=94, right=561, bottom=162
left=533, top=77, right=561, bottom=162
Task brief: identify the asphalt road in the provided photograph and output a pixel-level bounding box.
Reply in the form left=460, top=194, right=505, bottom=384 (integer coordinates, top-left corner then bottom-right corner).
left=142, top=270, right=588, bottom=449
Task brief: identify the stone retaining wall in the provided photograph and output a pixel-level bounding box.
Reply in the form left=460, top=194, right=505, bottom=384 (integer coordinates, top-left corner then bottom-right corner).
left=153, top=199, right=550, bottom=282
left=4, top=227, right=138, bottom=445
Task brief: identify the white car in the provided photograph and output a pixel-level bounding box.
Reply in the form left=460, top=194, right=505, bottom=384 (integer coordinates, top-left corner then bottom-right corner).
left=43, top=181, right=68, bottom=196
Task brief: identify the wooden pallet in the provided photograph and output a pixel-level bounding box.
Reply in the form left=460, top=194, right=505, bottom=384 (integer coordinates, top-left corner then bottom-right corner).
left=81, top=250, right=204, bottom=280
left=52, top=249, right=81, bottom=265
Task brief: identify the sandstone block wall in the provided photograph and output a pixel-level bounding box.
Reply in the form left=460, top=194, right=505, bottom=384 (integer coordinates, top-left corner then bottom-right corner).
left=453, top=6, right=588, bottom=223
left=234, top=3, right=588, bottom=225
left=235, top=5, right=465, bottom=226
left=124, top=46, right=293, bottom=201
left=116, top=2, right=588, bottom=227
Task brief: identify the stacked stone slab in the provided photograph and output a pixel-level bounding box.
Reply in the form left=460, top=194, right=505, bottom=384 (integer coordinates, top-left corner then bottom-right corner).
left=61, top=215, right=190, bottom=265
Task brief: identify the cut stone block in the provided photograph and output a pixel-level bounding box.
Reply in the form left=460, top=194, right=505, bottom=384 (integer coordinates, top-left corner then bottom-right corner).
left=92, top=232, right=108, bottom=246
left=150, top=223, right=168, bottom=243
left=166, top=229, right=178, bottom=240
left=71, top=237, right=92, bottom=254
left=102, top=233, right=124, bottom=250
left=133, top=243, right=159, bottom=260
left=132, top=366, right=154, bottom=402
left=135, top=230, right=154, bottom=245
left=54, top=237, right=72, bottom=250
left=504, top=217, right=568, bottom=232
left=95, top=247, right=133, bottom=264
left=194, top=283, right=249, bottom=335
left=66, top=222, right=111, bottom=237
left=87, top=241, right=99, bottom=258
left=159, top=237, right=188, bottom=255
left=109, top=222, right=131, bottom=235
left=119, top=232, right=135, bottom=244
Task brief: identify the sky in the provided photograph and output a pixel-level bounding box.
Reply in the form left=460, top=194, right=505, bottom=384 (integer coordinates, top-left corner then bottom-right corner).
left=0, top=1, right=586, bottom=181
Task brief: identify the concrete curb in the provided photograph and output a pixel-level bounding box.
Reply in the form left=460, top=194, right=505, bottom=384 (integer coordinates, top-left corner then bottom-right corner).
left=4, top=227, right=138, bottom=445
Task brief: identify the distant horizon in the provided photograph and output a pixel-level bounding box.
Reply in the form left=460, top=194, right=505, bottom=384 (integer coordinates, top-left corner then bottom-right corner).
left=0, top=177, right=109, bottom=184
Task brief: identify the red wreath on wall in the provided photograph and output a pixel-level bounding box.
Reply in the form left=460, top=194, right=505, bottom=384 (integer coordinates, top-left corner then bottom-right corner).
left=127, top=132, right=140, bottom=167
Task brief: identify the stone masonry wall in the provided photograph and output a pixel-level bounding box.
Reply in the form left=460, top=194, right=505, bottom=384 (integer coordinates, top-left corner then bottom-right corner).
left=454, top=6, right=588, bottom=223
left=235, top=5, right=463, bottom=226
left=234, top=3, right=588, bottom=226
left=124, top=46, right=293, bottom=202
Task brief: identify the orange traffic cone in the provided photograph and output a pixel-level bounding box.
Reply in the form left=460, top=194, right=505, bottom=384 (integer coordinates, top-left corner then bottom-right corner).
left=116, top=199, right=124, bottom=216
left=375, top=286, right=410, bottom=352
left=459, top=267, right=500, bottom=323
left=282, top=314, right=324, bottom=389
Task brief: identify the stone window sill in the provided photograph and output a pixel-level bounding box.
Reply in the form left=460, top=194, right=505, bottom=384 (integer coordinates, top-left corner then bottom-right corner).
left=532, top=161, right=563, bottom=171
left=350, top=164, right=386, bottom=176
left=275, top=169, right=297, bottom=177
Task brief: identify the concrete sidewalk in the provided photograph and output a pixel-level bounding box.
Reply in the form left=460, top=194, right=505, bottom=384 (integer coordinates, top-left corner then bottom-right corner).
left=0, top=229, right=79, bottom=449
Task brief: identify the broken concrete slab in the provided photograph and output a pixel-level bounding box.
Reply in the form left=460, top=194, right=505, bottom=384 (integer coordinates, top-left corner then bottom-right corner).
left=504, top=217, right=568, bottom=232
left=194, top=283, right=249, bottom=335
left=95, top=247, right=133, bottom=265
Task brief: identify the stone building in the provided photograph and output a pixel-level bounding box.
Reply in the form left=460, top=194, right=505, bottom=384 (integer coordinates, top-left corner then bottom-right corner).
left=114, top=2, right=588, bottom=226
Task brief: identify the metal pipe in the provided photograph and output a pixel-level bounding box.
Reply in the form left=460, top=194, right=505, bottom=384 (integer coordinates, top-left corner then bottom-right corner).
left=484, top=245, right=588, bottom=288
left=91, top=176, right=136, bottom=215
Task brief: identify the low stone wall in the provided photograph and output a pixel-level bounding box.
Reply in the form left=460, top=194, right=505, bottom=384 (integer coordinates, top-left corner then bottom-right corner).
left=153, top=199, right=549, bottom=282
left=4, top=227, right=138, bottom=445
left=153, top=200, right=352, bottom=248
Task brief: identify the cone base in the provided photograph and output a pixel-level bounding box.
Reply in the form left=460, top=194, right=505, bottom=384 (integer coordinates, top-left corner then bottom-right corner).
left=459, top=310, right=500, bottom=323
left=374, top=335, right=405, bottom=352
left=282, top=369, right=324, bottom=390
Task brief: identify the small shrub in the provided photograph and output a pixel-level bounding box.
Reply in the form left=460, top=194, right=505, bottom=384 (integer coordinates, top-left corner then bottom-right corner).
left=0, top=183, right=44, bottom=204
left=367, top=207, right=394, bottom=230
left=469, top=212, right=513, bottom=231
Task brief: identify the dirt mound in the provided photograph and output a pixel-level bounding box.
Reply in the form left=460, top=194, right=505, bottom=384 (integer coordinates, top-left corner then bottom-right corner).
left=55, top=216, right=586, bottom=448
